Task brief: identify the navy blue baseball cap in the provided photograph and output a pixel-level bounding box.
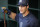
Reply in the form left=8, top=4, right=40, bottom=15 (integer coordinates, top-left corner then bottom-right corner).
left=17, top=0, right=29, bottom=6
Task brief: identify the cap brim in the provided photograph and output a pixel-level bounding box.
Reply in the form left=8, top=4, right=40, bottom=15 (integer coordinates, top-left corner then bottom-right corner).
left=17, top=3, right=27, bottom=6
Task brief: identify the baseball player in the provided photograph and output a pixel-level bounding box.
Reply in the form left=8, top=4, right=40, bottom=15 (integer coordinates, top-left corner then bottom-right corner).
left=1, top=0, right=39, bottom=27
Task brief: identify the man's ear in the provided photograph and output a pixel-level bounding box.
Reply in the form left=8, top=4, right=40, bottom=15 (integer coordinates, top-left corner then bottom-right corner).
left=27, top=3, right=29, bottom=8
left=27, top=5, right=29, bottom=9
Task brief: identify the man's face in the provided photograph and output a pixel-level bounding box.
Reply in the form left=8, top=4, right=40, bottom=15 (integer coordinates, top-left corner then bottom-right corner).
left=19, top=5, right=29, bottom=14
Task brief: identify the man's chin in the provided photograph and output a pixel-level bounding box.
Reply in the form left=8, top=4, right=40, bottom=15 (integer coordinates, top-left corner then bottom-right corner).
left=20, top=12, right=23, bottom=14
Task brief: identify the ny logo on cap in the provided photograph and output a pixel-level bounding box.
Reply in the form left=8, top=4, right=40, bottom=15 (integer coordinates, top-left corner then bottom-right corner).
left=19, top=0, right=22, bottom=2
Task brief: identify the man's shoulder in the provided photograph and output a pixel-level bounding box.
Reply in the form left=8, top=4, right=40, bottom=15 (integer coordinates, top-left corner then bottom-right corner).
left=28, top=12, right=36, bottom=18
left=28, top=12, right=38, bottom=22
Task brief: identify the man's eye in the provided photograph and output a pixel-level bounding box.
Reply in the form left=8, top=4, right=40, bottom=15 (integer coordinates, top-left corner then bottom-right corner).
left=21, top=6, right=24, bottom=7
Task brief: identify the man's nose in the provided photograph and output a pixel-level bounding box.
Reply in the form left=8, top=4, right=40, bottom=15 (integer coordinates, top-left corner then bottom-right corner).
left=20, top=6, right=22, bottom=8
left=20, top=7, right=22, bottom=9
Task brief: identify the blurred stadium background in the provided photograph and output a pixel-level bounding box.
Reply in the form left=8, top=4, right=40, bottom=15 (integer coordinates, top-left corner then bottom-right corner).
left=0, top=0, right=40, bottom=27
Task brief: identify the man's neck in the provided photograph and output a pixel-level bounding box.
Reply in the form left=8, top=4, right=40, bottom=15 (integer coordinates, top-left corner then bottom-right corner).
left=23, top=10, right=29, bottom=17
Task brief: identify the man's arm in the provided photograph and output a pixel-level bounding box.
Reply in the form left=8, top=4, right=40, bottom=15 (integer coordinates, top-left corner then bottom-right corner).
left=1, top=7, right=16, bottom=20
left=9, top=12, right=16, bottom=20
left=4, top=10, right=16, bottom=20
